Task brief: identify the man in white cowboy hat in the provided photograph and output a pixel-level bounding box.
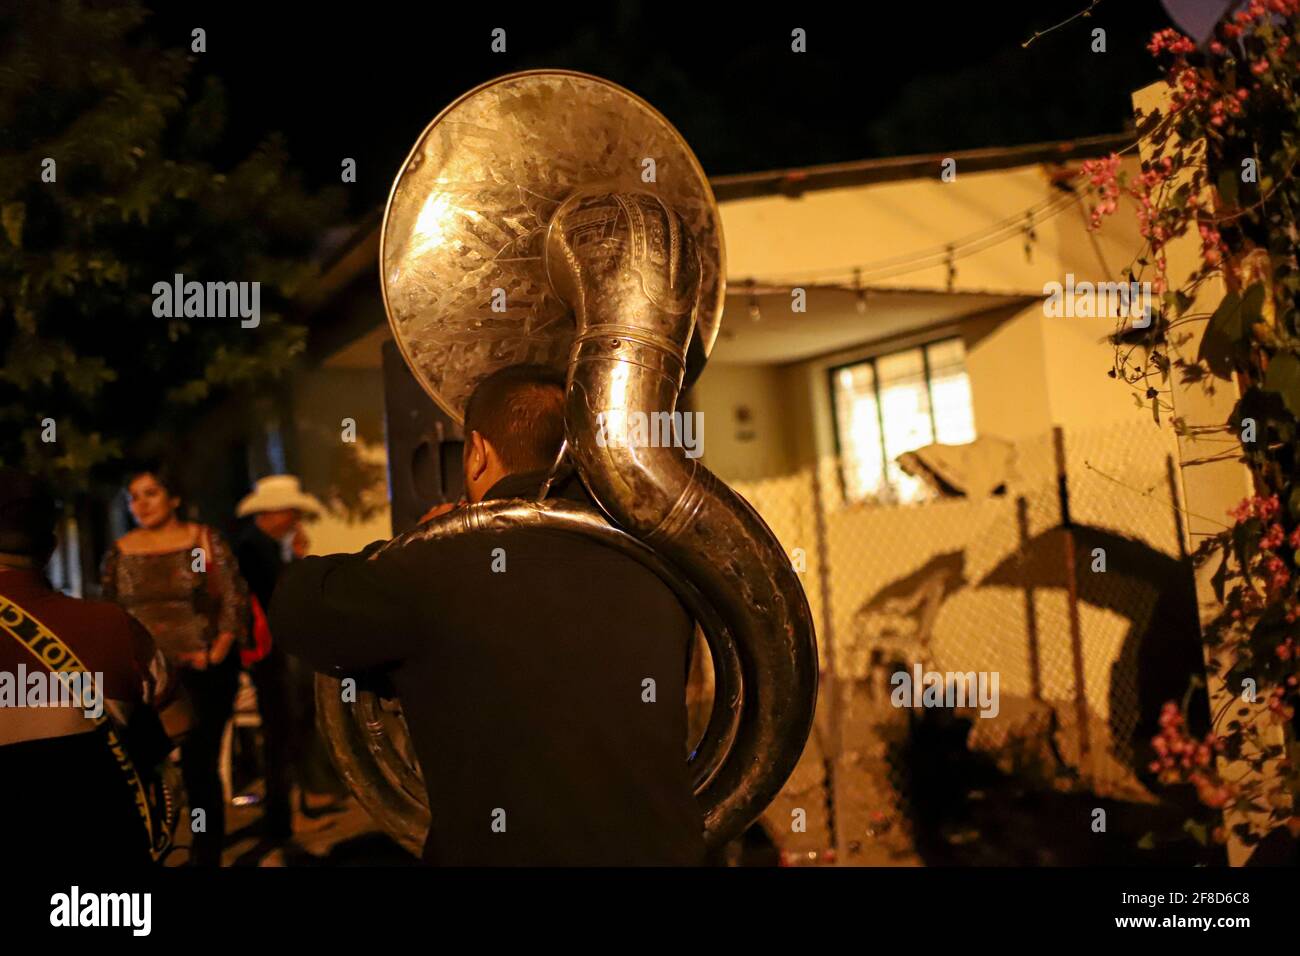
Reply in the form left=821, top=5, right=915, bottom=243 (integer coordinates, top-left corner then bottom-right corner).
left=231, top=475, right=339, bottom=840
left=235, top=475, right=323, bottom=547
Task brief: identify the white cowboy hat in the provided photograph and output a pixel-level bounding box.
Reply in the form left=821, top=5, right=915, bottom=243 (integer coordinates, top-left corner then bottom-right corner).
left=236, top=475, right=324, bottom=518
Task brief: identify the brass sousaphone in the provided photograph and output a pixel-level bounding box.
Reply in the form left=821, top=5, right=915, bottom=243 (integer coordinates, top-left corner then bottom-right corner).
left=316, top=70, right=818, bottom=852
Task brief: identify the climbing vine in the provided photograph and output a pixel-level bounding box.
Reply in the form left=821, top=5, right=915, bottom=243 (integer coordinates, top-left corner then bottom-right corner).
left=1085, top=1, right=1300, bottom=853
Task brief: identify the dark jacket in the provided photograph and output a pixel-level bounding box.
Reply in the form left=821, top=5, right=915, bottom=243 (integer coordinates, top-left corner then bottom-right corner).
left=269, top=469, right=705, bottom=866
left=232, top=520, right=287, bottom=612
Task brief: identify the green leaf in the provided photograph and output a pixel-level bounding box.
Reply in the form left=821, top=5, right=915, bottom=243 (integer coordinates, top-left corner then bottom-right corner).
left=1211, top=547, right=1229, bottom=603
left=1, top=202, right=24, bottom=248
left=1239, top=281, right=1266, bottom=332
left=1199, top=290, right=1242, bottom=377
left=1217, top=168, right=1240, bottom=208
left=1233, top=517, right=1261, bottom=575
left=1262, top=352, right=1300, bottom=418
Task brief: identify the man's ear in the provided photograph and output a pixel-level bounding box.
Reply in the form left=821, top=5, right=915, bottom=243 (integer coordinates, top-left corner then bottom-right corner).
left=465, top=430, right=489, bottom=482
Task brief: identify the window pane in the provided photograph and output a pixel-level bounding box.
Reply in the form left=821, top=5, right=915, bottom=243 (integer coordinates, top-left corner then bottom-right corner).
left=926, top=338, right=976, bottom=445
left=833, top=364, right=885, bottom=501
left=876, top=348, right=933, bottom=503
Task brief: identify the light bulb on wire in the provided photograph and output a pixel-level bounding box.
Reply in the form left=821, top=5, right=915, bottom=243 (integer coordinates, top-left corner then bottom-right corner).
left=853, top=268, right=867, bottom=315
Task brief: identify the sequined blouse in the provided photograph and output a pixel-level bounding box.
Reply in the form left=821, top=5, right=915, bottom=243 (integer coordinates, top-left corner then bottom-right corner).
left=101, top=525, right=250, bottom=661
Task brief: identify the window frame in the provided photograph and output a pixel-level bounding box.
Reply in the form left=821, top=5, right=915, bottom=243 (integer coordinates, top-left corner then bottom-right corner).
left=827, top=335, right=972, bottom=505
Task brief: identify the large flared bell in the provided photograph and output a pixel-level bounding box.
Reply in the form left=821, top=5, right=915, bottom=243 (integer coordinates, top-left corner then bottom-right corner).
left=380, top=69, right=726, bottom=423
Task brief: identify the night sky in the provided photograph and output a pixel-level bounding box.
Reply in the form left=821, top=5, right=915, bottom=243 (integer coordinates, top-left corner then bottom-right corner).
left=143, top=0, right=1175, bottom=218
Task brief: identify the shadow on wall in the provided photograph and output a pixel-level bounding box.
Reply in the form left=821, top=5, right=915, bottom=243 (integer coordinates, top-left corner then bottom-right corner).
left=851, top=525, right=1217, bottom=864
left=892, top=706, right=1222, bottom=865
left=978, top=524, right=1207, bottom=784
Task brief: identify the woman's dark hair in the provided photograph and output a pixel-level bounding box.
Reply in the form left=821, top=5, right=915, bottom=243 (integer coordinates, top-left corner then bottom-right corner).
left=124, top=460, right=185, bottom=502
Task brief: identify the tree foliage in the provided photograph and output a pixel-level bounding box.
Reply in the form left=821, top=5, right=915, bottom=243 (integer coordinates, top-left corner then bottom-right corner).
left=0, top=1, right=343, bottom=495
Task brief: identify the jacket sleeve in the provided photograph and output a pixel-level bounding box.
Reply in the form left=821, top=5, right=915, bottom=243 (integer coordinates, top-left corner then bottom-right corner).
left=268, top=539, right=426, bottom=672
left=207, top=527, right=251, bottom=649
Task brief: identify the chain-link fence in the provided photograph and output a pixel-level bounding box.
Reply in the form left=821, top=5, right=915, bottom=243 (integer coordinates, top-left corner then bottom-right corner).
left=720, top=420, right=1210, bottom=864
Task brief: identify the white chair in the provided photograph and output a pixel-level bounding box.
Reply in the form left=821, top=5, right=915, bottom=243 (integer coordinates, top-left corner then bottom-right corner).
left=219, top=670, right=263, bottom=805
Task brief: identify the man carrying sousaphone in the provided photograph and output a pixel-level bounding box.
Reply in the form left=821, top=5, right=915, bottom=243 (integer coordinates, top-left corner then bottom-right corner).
left=272, top=71, right=817, bottom=866
left=271, top=366, right=707, bottom=865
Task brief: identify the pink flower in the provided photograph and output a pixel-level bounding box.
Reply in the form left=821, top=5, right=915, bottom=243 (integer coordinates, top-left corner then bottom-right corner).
left=1080, top=153, right=1124, bottom=230
left=1148, top=28, right=1196, bottom=57
left=1230, top=494, right=1282, bottom=523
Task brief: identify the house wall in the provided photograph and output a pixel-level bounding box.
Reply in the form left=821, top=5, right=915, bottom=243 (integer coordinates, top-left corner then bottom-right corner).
left=691, top=362, right=800, bottom=481
left=719, top=159, right=1144, bottom=298
left=287, top=366, right=392, bottom=556
left=696, top=297, right=1163, bottom=487
left=1039, top=307, right=1154, bottom=432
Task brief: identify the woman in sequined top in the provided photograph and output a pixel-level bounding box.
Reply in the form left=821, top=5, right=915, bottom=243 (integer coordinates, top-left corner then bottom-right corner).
left=101, top=465, right=249, bottom=866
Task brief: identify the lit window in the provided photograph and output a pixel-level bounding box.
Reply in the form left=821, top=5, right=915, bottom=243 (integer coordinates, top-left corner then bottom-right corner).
left=831, top=338, right=975, bottom=504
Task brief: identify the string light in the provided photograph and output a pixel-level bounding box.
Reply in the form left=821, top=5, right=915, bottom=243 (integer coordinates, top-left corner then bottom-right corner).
left=1023, top=211, right=1038, bottom=263
left=747, top=278, right=761, bottom=322
left=737, top=145, right=1139, bottom=292
left=853, top=268, right=867, bottom=314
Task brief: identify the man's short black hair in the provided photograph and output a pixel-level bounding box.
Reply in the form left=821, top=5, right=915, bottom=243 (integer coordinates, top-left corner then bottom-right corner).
left=0, top=468, right=56, bottom=558
left=463, top=364, right=566, bottom=472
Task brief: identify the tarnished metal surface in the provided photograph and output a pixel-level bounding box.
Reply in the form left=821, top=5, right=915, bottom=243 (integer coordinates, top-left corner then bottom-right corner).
left=321, top=71, right=817, bottom=854
left=546, top=188, right=818, bottom=844
left=380, top=70, right=725, bottom=424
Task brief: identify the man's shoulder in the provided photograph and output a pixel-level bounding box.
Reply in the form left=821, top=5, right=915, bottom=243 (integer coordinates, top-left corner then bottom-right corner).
left=77, top=595, right=142, bottom=626
left=0, top=584, right=152, bottom=654
left=54, top=592, right=148, bottom=642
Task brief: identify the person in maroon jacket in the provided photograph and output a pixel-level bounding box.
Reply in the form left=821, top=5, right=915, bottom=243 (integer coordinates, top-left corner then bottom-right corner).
left=0, top=468, right=168, bottom=865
